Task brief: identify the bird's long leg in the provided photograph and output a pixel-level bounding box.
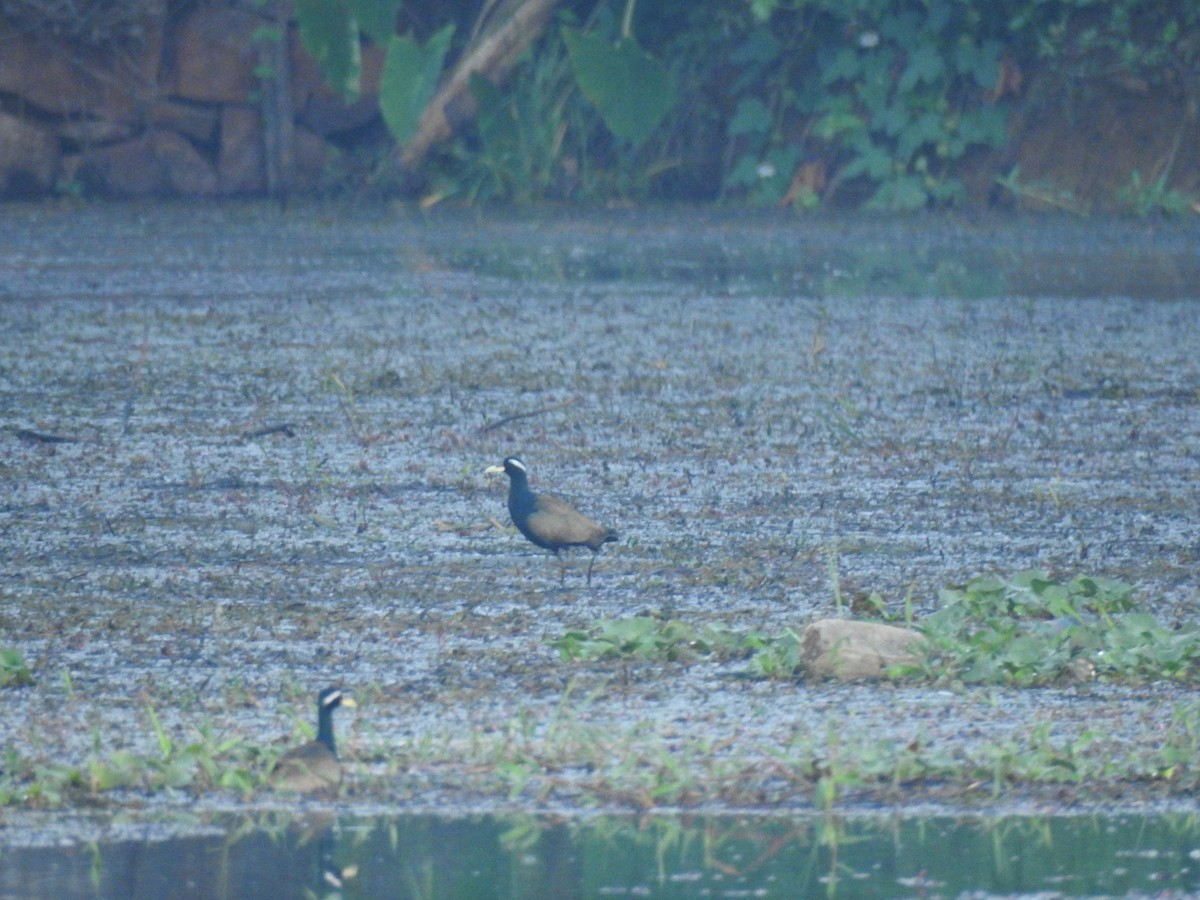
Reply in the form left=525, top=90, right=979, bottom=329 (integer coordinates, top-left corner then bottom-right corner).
left=556, top=549, right=566, bottom=585
left=587, top=552, right=596, bottom=585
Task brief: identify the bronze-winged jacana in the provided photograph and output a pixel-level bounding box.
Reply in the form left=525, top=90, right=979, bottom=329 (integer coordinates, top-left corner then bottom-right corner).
left=269, top=687, right=356, bottom=794
left=484, top=457, right=617, bottom=584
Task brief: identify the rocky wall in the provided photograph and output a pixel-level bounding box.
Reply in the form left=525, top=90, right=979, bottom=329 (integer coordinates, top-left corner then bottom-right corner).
left=0, top=5, right=383, bottom=198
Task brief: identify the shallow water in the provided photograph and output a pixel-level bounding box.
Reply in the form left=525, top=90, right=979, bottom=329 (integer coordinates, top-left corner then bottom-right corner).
left=4, top=809, right=1199, bottom=899
left=2, top=203, right=1200, bottom=882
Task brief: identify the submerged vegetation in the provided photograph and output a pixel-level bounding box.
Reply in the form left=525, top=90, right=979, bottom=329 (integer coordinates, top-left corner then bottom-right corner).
left=920, top=571, right=1200, bottom=685
left=5, top=570, right=1200, bottom=811
left=3, top=211, right=1198, bottom=836
left=553, top=570, right=1200, bottom=688
left=0, top=648, right=33, bottom=688
left=5, top=683, right=1200, bottom=812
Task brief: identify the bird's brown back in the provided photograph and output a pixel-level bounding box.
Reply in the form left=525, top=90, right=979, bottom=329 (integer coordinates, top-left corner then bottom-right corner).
left=269, top=741, right=341, bottom=794
left=529, top=493, right=616, bottom=551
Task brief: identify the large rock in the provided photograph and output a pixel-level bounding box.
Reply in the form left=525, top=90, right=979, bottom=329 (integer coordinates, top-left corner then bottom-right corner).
left=70, top=131, right=216, bottom=197
left=144, top=100, right=220, bottom=144
left=55, top=119, right=137, bottom=146
left=0, top=19, right=161, bottom=120
left=218, top=106, right=265, bottom=195
left=801, top=619, right=926, bottom=681
left=165, top=7, right=261, bottom=104
left=216, top=111, right=338, bottom=196
left=0, top=7, right=359, bottom=198
left=294, top=124, right=340, bottom=184
left=0, top=112, right=60, bottom=196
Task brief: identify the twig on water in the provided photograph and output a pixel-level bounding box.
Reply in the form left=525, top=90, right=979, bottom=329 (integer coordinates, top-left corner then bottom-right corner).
left=476, top=397, right=580, bottom=434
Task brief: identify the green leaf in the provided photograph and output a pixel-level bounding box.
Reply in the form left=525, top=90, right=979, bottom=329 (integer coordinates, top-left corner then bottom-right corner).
left=955, top=105, right=1009, bottom=149
left=814, top=110, right=865, bottom=141
left=146, top=705, right=173, bottom=760
left=353, top=0, right=398, bottom=46
left=725, top=153, right=764, bottom=189
left=0, top=648, right=33, bottom=687
left=562, top=28, right=674, bottom=147
left=728, top=97, right=772, bottom=137
left=954, top=38, right=1002, bottom=89
left=874, top=102, right=911, bottom=137
left=380, top=24, right=455, bottom=145
left=730, top=27, right=780, bottom=66
left=469, top=71, right=518, bottom=149
left=821, top=47, right=862, bottom=85
left=842, top=143, right=892, bottom=180
left=898, top=43, right=944, bottom=93
left=1002, top=635, right=1049, bottom=669
left=221, top=768, right=256, bottom=795
left=866, top=174, right=929, bottom=211
left=745, top=145, right=801, bottom=204
left=749, top=0, right=779, bottom=22
left=294, top=0, right=362, bottom=100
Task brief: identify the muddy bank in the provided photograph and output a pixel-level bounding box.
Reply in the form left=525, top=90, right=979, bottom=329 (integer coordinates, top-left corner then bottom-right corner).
left=2, top=204, right=1199, bottom=826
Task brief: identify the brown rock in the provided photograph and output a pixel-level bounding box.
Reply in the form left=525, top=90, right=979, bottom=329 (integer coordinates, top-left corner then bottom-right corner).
left=166, top=7, right=262, bottom=104
left=144, top=100, right=220, bottom=145
left=74, top=131, right=216, bottom=197
left=294, top=125, right=339, bottom=184
left=158, top=131, right=219, bottom=196
left=801, top=619, right=926, bottom=681
left=0, top=20, right=160, bottom=120
left=55, top=119, right=138, bottom=146
left=0, top=112, right=60, bottom=196
left=218, top=106, right=265, bottom=195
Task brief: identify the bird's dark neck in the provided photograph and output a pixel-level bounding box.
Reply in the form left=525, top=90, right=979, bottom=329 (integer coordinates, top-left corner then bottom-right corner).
left=507, top=472, right=536, bottom=518
left=317, top=706, right=337, bottom=756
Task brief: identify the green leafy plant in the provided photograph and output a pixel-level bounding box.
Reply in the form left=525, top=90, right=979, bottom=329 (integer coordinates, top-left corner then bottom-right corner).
left=552, top=617, right=742, bottom=664
left=553, top=571, right=1200, bottom=689
left=293, top=0, right=365, bottom=99
left=725, top=0, right=1010, bottom=209
left=84, top=707, right=259, bottom=795
left=552, top=617, right=807, bottom=680
left=267, top=0, right=1200, bottom=208
left=994, top=165, right=1090, bottom=215
left=433, top=2, right=689, bottom=204
left=380, top=24, right=455, bottom=144
left=434, top=38, right=581, bottom=205
left=0, top=648, right=33, bottom=687
left=1024, top=0, right=1200, bottom=95
left=562, top=27, right=673, bottom=147
left=920, top=570, right=1200, bottom=686
left=1116, top=169, right=1196, bottom=217
left=745, top=628, right=803, bottom=679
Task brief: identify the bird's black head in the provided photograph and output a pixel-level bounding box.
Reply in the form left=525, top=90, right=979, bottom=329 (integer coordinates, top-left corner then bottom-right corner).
left=319, top=687, right=354, bottom=712
left=485, top=457, right=530, bottom=484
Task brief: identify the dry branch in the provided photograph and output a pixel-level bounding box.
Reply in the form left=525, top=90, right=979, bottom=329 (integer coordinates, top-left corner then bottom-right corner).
left=396, top=0, right=563, bottom=171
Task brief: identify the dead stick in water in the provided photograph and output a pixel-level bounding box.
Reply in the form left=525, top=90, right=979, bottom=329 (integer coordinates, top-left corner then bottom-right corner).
left=240, top=422, right=298, bottom=441
left=476, top=397, right=580, bottom=434
left=12, top=428, right=78, bottom=444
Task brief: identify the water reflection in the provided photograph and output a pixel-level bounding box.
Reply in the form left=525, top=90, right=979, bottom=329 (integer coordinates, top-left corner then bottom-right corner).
left=3, top=810, right=1198, bottom=898
left=429, top=215, right=1200, bottom=300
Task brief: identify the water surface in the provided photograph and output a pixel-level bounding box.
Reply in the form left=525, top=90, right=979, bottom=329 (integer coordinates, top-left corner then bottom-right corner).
left=2, top=203, right=1200, bottom=895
